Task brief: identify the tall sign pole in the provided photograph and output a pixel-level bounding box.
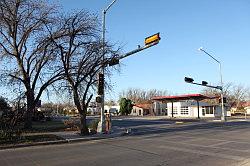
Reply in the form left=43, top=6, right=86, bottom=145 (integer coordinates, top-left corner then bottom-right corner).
left=97, top=1, right=161, bottom=133
left=98, top=0, right=117, bottom=133
left=198, top=47, right=225, bottom=121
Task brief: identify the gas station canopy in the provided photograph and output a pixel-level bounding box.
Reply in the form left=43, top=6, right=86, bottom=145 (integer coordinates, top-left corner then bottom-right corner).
left=152, top=94, right=217, bottom=102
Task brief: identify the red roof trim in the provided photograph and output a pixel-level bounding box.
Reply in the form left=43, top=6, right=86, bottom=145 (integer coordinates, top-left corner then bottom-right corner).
left=134, top=104, right=151, bottom=109
left=152, top=94, right=216, bottom=101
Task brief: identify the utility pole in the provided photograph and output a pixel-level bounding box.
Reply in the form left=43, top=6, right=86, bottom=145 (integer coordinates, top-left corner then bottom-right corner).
left=198, top=47, right=225, bottom=121
left=97, top=1, right=161, bottom=133
left=97, top=0, right=118, bottom=133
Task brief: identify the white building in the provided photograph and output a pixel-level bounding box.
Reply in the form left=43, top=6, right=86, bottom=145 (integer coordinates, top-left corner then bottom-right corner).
left=104, top=105, right=120, bottom=115
left=245, top=106, right=250, bottom=114
left=152, top=94, right=230, bottom=118
left=87, top=103, right=120, bottom=115
left=130, top=104, right=151, bottom=116
left=87, top=102, right=100, bottom=115
left=87, top=107, right=100, bottom=115
left=230, top=101, right=250, bottom=115
left=244, top=101, right=250, bottom=114
left=154, top=101, right=225, bottom=118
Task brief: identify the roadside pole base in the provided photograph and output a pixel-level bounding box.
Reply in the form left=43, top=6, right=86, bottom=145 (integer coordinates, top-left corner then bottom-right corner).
left=97, top=121, right=105, bottom=133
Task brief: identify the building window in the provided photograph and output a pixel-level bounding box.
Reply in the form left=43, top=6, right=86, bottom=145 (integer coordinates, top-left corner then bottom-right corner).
left=168, top=107, right=178, bottom=115
left=181, top=106, right=188, bottom=110
left=181, top=106, right=189, bottom=115
left=173, top=107, right=178, bottom=115
left=202, top=106, right=214, bottom=114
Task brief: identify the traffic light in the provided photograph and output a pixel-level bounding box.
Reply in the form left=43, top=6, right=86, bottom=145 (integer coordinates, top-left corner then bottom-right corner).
left=98, top=73, right=104, bottom=95
left=202, top=81, right=208, bottom=86
left=184, top=77, right=194, bottom=83
left=96, top=96, right=102, bottom=103
left=109, top=58, right=119, bottom=66
left=145, top=33, right=161, bottom=46
left=219, top=97, right=227, bottom=103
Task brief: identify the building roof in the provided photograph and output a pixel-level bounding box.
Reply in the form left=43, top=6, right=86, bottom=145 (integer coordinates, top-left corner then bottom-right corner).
left=134, top=104, right=151, bottom=110
left=243, top=101, right=250, bottom=107
left=151, top=94, right=217, bottom=102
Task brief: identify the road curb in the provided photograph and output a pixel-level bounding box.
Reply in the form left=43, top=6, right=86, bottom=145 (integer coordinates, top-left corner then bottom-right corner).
left=0, top=140, right=68, bottom=150
left=0, top=133, right=123, bottom=151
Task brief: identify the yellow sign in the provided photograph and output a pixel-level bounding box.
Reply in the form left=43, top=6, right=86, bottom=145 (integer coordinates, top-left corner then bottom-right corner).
left=145, top=33, right=160, bottom=45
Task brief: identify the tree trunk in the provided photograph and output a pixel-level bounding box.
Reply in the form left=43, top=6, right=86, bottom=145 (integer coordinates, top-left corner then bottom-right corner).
left=72, top=88, right=89, bottom=135
left=24, top=90, right=35, bottom=129
left=79, top=112, right=89, bottom=135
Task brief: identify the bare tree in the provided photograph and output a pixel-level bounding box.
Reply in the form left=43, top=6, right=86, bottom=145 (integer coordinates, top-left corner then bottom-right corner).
left=120, top=88, right=170, bottom=104
left=202, top=83, right=249, bottom=111
left=229, top=85, right=248, bottom=111
left=50, top=11, right=119, bottom=135
left=201, top=83, right=233, bottom=104
left=0, top=0, right=64, bottom=128
left=247, top=88, right=250, bottom=101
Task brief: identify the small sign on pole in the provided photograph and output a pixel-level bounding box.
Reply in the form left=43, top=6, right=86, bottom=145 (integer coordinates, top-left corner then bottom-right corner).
left=145, top=33, right=161, bottom=46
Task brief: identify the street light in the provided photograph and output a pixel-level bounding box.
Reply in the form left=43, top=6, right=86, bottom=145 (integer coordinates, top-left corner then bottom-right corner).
left=97, top=0, right=118, bottom=133
left=97, top=1, right=161, bottom=133
left=198, top=47, right=225, bottom=121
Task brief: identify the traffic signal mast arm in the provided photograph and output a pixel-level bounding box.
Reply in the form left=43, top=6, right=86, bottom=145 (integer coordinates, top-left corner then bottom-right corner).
left=189, top=82, right=222, bottom=90
left=119, top=41, right=159, bottom=60
left=108, top=33, right=160, bottom=66
left=184, top=77, right=222, bottom=90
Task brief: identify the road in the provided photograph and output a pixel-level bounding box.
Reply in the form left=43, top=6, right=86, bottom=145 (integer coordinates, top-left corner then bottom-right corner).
left=1, top=120, right=250, bottom=166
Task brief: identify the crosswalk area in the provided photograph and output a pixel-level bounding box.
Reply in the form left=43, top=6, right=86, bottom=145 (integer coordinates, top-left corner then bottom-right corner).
left=106, top=122, right=250, bottom=165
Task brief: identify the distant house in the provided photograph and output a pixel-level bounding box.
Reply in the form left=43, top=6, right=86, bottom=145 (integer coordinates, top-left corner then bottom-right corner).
left=245, top=106, right=250, bottom=114
left=243, top=101, right=250, bottom=115
left=87, top=102, right=100, bottom=115
left=104, top=105, right=120, bottom=115
left=230, top=101, right=250, bottom=115
left=87, top=103, right=120, bottom=115
left=63, top=106, right=79, bottom=115
left=130, top=104, right=151, bottom=116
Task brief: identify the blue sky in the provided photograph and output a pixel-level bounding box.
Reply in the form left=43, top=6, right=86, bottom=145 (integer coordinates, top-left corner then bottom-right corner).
left=1, top=0, right=249, bottom=103
left=57, top=0, right=250, bottom=101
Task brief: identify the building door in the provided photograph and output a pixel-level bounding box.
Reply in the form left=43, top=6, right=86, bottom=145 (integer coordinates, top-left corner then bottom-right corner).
left=202, top=109, right=205, bottom=116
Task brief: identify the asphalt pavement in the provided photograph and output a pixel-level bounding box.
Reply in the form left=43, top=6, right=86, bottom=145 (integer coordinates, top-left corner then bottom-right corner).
left=1, top=118, right=250, bottom=166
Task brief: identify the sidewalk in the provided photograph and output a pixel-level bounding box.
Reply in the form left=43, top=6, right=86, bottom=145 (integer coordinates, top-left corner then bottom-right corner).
left=0, top=126, right=125, bottom=150
left=52, top=126, right=125, bottom=141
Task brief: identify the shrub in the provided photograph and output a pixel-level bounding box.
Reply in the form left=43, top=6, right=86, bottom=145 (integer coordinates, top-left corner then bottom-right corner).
left=88, top=120, right=99, bottom=133
left=0, top=110, right=24, bottom=142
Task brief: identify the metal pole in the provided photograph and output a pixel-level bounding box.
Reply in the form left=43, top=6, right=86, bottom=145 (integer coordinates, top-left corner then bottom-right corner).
left=99, top=0, right=117, bottom=133
left=99, top=9, right=106, bottom=133
left=219, top=63, right=225, bottom=121
left=171, top=101, right=174, bottom=118
left=197, top=100, right=200, bottom=119
left=199, top=48, right=225, bottom=121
